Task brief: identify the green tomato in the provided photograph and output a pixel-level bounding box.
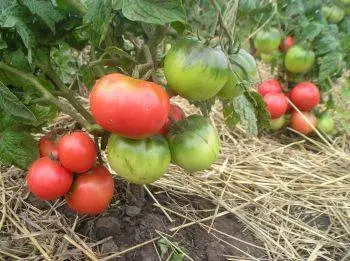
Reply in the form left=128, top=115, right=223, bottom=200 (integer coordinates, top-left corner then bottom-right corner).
left=323, top=5, right=345, bottom=23
left=317, top=113, right=335, bottom=134
left=217, top=49, right=258, bottom=100
left=261, top=50, right=280, bottom=64
left=284, top=45, right=315, bottom=73
left=107, top=135, right=171, bottom=184
left=253, top=28, right=281, bottom=54
left=167, top=115, right=220, bottom=172
left=270, top=115, right=286, bottom=131
left=164, top=39, right=229, bottom=101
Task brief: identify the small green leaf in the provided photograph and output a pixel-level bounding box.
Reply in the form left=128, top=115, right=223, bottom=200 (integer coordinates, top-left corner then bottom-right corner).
left=157, top=238, right=170, bottom=258
left=318, top=52, right=343, bottom=81
left=122, top=0, right=186, bottom=25
left=315, top=33, right=340, bottom=55
left=246, top=92, right=270, bottom=131
left=190, top=97, right=216, bottom=117
left=222, top=100, right=240, bottom=129
left=3, top=49, right=32, bottom=72
left=170, top=252, right=185, bottom=261
left=0, top=130, right=38, bottom=169
left=0, top=82, right=37, bottom=122
left=298, top=22, right=324, bottom=42
left=232, top=94, right=258, bottom=135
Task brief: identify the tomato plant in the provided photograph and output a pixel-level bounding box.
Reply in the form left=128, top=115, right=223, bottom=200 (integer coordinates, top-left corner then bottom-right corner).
left=284, top=45, right=315, bottom=74
left=290, top=82, right=320, bottom=111
left=167, top=115, right=220, bottom=172
left=26, top=157, right=72, bottom=200
left=158, top=104, right=185, bottom=136
left=107, top=135, right=171, bottom=184
left=290, top=111, right=317, bottom=135
left=164, top=39, right=230, bottom=101
left=263, top=93, right=288, bottom=119
left=58, top=132, right=96, bottom=173
left=253, top=28, right=281, bottom=54
left=258, top=79, right=282, bottom=96
left=66, top=165, right=115, bottom=215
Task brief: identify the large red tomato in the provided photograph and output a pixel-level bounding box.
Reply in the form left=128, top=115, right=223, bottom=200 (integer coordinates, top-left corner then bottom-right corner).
left=290, top=111, right=317, bottom=135
left=290, top=82, right=320, bottom=111
left=263, top=93, right=288, bottom=119
left=258, top=79, right=282, bottom=96
left=90, top=73, right=170, bottom=139
left=158, top=104, right=185, bottom=136
left=279, top=35, right=294, bottom=52
left=26, top=157, right=72, bottom=200
left=66, top=165, right=115, bottom=215
left=58, top=132, right=96, bottom=173
left=39, top=135, right=58, bottom=159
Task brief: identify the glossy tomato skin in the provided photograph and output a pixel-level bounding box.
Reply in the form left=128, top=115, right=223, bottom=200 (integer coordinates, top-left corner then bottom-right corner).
left=270, top=115, right=286, bottom=131
left=158, top=104, right=185, bottom=136
left=164, top=39, right=229, bottom=101
left=285, top=45, right=315, bottom=73
left=90, top=73, right=170, bottom=139
left=253, top=28, right=281, bottom=54
left=279, top=35, right=294, bottom=52
left=290, top=111, right=317, bottom=135
left=107, top=135, right=171, bottom=184
left=58, top=132, right=96, bottom=173
left=284, top=92, right=294, bottom=113
left=290, top=82, right=320, bottom=111
left=317, top=113, right=335, bottom=134
left=167, top=115, right=220, bottom=172
left=26, top=157, right=73, bottom=200
left=39, top=137, right=58, bottom=159
left=258, top=79, right=282, bottom=96
left=218, top=49, right=258, bottom=99
left=66, top=165, right=114, bottom=215
left=263, top=93, right=288, bottom=119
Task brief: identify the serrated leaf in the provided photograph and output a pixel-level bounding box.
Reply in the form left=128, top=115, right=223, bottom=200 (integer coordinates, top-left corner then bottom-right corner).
left=0, top=130, right=38, bottom=169
left=299, top=22, right=324, bottom=42
left=28, top=104, right=57, bottom=126
left=318, top=52, right=343, bottom=81
left=246, top=92, right=270, bottom=130
left=0, top=82, right=37, bottom=122
left=232, top=95, right=258, bottom=135
left=122, top=0, right=186, bottom=25
left=222, top=101, right=240, bottom=129
left=22, top=0, right=65, bottom=33
left=3, top=49, right=32, bottom=72
left=315, top=33, right=340, bottom=55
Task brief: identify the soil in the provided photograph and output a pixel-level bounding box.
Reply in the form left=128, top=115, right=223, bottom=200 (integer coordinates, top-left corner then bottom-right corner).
left=54, top=186, right=265, bottom=261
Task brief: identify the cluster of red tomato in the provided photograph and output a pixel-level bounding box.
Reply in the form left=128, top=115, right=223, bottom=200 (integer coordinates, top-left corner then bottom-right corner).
left=27, top=132, right=114, bottom=215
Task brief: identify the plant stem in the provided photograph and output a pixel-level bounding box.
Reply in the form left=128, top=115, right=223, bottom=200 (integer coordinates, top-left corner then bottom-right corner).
left=0, top=62, right=103, bottom=135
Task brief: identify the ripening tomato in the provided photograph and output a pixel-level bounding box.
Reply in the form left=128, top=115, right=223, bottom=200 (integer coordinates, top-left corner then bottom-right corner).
left=258, top=79, right=282, bottom=96
left=107, top=135, right=171, bottom=184
left=66, top=165, right=115, bottom=215
left=90, top=73, right=170, bottom=139
left=58, top=132, right=96, bottom=173
left=39, top=135, right=58, bottom=159
left=167, top=115, right=220, bottom=172
left=158, top=104, right=185, bottom=136
left=263, top=93, right=288, bottom=119
left=253, top=28, right=281, bottom=54
left=270, top=115, right=286, bottom=131
left=290, top=82, right=320, bottom=111
left=284, top=45, right=315, bottom=73
left=164, top=39, right=230, bottom=101
left=284, top=92, right=294, bottom=113
left=290, top=111, right=317, bottom=135
left=279, top=35, right=294, bottom=52
left=26, top=157, right=73, bottom=200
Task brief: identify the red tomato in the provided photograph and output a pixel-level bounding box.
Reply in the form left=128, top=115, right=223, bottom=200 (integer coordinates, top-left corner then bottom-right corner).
left=58, top=132, right=96, bottom=173
left=258, top=79, right=282, bottom=96
left=290, top=82, right=320, bottom=111
left=263, top=93, right=288, bottom=119
left=26, top=157, right=72, bottom=200
left=279, top=35, right=294, bottom=52
left=66, top=165, right=115, bottom=215
left=90, top=73, right=170, bottom=139
left=39, top=136, right=58, bottom=159
left=284, top=92, right=294, bottom=113
left=290, top=111, right=317, bottom=135
left=158, top=104, right=185, bottom=136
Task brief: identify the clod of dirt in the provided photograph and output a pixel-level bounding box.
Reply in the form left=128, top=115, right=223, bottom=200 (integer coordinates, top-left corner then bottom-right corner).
left=125, top=206, right=141, bottom=217
left=95, top=216, right=121, bottom=240
left=101, top=240, right=119, bottom=254
left=27, top=194, right=50, bottom=210
left=206, top=242, right=226, bottom=261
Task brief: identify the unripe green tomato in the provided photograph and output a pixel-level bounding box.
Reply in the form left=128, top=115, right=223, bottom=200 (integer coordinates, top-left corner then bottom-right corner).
left=253, top=28, right=281, bottom=54
left=284, top=45, right=315, bottom=73
left=323, top=5, right=345, bottom=23
left=164, top=39, right=229, bottom=101
left=167, top=115, right=220, bottom=172
left=107, top=135, right=171, bottom=184
left=270, top=115, right=286, bottom=131
left=217, top=49, right=258, bottom=100
left=317, top=113, right=335, bottom=134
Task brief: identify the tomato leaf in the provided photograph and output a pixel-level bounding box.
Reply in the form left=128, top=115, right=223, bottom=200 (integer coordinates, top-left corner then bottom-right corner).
left=246, top=91, right=270, bottom=131
left=318, top=51, right=344, bottom=82
left=190, top=97, right=216, bottom=117
left=232, top=94, right=258, bottom=135
left=314, top=33, right=340, bottom=55
left=0, top=130, right=38, bottom=169
left=298, top=22, right=324, bottom=42
left=121, top=0, right=186, bottom=25
left=0, top=81, right=37, bottom=122
left=222, top=100, right=240, bottom=129
left=3, top=49, right=32, bottom=72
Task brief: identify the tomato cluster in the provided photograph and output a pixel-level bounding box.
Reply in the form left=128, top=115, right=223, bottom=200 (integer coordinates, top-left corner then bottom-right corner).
left=27, top=131, right=115, bottom=215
